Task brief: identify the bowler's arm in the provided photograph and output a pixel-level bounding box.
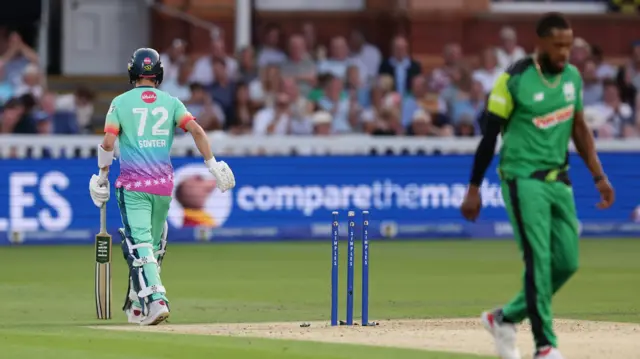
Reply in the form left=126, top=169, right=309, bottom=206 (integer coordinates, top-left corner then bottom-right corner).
left=572, top=110, right=604, bottom=179
left=571, top=76, right=605, bottom=180
left=468, top=73, right=513, bottom=189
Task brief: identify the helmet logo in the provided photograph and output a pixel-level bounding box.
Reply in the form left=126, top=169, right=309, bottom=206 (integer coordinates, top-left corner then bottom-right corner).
left=141, top=91, right=157, bottom=104
left=143, top=57, right=153, bottom=71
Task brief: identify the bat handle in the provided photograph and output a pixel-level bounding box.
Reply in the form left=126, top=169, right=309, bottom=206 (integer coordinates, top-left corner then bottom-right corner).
left=100, top=204, right=107, bottom=233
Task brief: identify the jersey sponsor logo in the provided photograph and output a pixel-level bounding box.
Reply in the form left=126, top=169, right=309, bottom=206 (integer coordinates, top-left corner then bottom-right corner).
left=141, top=91, right=157, bottom=104
left=107, top=104, right=115, bottom=114
left=489, top=93, right=506, bottom=105
left=533, top=105, right=574, bottom=129
left=534, top=92, right=544, bottom=102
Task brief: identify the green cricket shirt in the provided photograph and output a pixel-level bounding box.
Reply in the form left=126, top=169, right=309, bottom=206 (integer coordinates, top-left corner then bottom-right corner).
left=487, top=57, right=584, bottom=179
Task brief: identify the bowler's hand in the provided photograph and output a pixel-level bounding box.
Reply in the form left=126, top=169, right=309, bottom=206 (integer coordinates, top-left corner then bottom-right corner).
left=461, top=186, right=482, bottom=222
left=595, top=176, right=615, bottom=209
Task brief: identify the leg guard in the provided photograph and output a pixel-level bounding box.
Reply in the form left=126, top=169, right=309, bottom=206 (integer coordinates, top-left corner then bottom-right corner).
left=119, top=231, right=167, bottom=316
left=119, top=228, right=136, bottom=313
left=120, top=223, right=169, bottom=314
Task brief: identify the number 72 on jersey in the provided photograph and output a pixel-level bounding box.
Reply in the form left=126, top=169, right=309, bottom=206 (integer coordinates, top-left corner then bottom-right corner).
left=133, top=107, right=170, bottom=148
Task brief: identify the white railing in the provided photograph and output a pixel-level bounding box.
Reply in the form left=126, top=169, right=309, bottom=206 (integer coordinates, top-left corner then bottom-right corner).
left=1, top=133, right=640, bottom=158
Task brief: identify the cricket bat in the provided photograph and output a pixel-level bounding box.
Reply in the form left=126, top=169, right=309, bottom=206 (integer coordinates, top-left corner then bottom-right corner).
left=95, top=203, right=112, bottom=319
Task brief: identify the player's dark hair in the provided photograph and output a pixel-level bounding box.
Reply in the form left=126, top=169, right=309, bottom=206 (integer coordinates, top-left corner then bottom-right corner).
left=536, top=13, right=570, bottom=38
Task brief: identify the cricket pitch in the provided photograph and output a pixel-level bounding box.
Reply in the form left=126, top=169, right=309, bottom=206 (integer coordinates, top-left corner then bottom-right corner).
left=93, top=318, right=640, bottom=358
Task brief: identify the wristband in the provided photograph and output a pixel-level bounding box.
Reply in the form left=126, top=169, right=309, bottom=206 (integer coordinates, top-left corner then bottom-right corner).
left=98, top=145, right=114, bottom=169
left=593, top=175, right=605, bottom=184
left=204, top=156, right=217, bottom=168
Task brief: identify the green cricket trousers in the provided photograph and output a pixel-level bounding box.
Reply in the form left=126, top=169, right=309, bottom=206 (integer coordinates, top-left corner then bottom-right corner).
left=116, top=188, right=172, bottom=311
left=500, top=174, right=580, bottom=349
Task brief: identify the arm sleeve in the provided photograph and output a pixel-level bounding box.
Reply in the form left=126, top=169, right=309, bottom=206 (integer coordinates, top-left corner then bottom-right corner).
left=174, top=98, right=196, bottom=132
left=469, top=112, right=501, bottom=186
left=468, top=73, right=513, bottom=186
left=486, top=72, right=514, bottom=120
left=104, top=100, right=120, bottom=135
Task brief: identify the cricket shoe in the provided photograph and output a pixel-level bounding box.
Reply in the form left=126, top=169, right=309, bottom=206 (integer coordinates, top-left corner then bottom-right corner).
left=534, top=346, right=565, bottom=359
left=125, top=306, right=143, bottom=324
left=481, top=309, right=521, bottom=359
left=139, top=300, right=170, bottom=326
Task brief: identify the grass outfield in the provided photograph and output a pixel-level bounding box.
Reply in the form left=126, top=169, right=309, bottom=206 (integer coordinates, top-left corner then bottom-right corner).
left=0, top=238, right=639, bottom=358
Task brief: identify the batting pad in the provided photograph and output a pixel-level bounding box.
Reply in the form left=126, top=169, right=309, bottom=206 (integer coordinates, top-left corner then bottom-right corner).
left=121, top=236, right=166, bottom=316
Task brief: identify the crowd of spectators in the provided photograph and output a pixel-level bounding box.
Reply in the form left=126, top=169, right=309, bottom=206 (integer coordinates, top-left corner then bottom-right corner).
left=0, top=27, right=96, bottom=136
left=1, top=21, right=639, bottom=138
left=158, top=23, right=640, bottom=138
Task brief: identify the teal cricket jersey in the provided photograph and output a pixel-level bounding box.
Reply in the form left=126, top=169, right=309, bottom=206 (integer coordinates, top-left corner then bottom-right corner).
left=104, top=86, right=195, bottom=196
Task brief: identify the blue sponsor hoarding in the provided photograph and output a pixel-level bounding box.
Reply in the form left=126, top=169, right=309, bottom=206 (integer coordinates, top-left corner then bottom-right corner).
left=0, top=154, right=639, bottom=245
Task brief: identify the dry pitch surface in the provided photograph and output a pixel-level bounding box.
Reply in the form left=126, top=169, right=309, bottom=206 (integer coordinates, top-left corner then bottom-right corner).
left=94, top=318, right=640, bottom=358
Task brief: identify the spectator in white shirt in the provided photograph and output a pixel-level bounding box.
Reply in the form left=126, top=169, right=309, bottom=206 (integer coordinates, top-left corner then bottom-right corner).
left=349, top=30, right=381, bottom=83
left=257, top=23, right=287, bottom=67
left=591, top=45, right=617, bottom=80
left=188, top=36, right=239, bottom=86
left=586, top=79, right=635, bottom=138
left=317, top=36, right=367, bottom=84
left=495, top=26, right=526, bottom=71
left=14, top=63, right=43, bottom=99
left=582, top=59, right=604, bottom=106
left=282, top=76, right=314, bottom=135
left=253, top=92, right=291, bottom=135
left=472, top=47, right=501, bottom=94
left=249, top=63, right=281, bottom=109
left=280, top=35, right=317, bottom=96
left=317, top=75, right=358, bottom=134
left=312, top=111, right=332, bottom=136
left=159, top=38, right=190, bottom=100
left=52, top=86, right=95, bottom=133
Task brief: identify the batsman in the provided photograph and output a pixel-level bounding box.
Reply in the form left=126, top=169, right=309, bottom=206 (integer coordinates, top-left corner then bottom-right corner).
left=88, top=48, right=236, bottom=326
left=461, top=13, right=615, bottom=359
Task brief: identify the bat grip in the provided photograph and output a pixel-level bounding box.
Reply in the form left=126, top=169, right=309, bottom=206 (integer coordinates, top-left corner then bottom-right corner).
left=100, top=204, right=107, bottom=233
